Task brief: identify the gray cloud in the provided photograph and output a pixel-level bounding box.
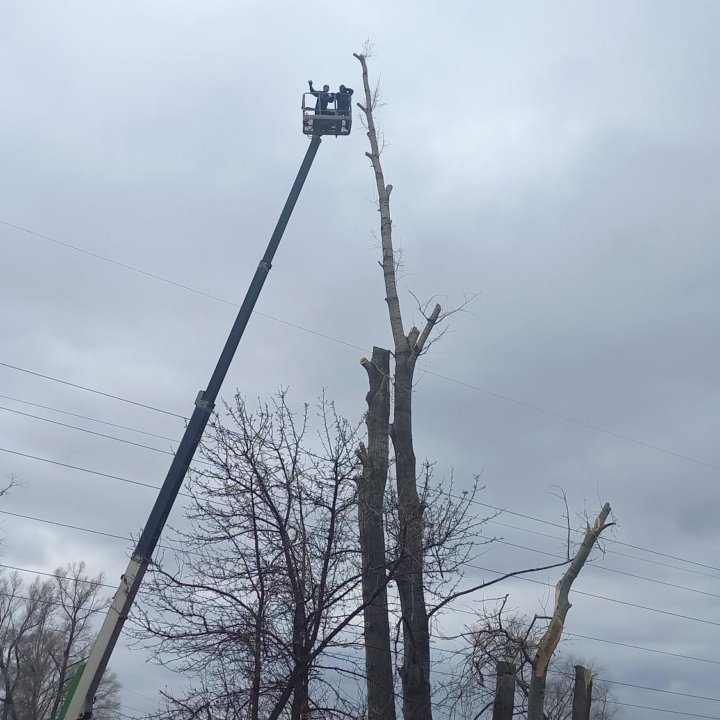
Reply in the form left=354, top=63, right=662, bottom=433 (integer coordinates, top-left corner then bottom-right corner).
left=2, top=1, right=720, bottom=717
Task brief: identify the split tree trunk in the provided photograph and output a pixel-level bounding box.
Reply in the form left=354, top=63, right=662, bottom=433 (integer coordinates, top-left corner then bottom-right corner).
left=527, top=503, right=612, bottom=720
left=355, top=52, right=441, bottom=720
left=358, top=347, right=397, bottom=720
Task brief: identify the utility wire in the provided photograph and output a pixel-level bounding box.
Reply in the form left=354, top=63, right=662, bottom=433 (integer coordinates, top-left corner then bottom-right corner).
left=493, top=539, right=720, bottom=600
left=0, top=361, right=185, bottom=420
left=5, top=217, right=720, bottom=472
left=0, top=561, right=116, bottom=589
left=2, top=374, right=717, bottom=578
left=565, top=632, right=720, bottom=667
left=466, top=562, right=720, bottom=629
left=5, top=502, right=720, bottom=632
left=0, top=394, right=177, bottom=442
left=0, top=404, right=174, bottom=456
left=0, top=406, right=214, bottom=467
left=4, top=440, right=717, bottom=601
left=3, top=440, right=719, bottom=602
left=461, top=498, right=720, bottom=574
left=0, top=447, right=169, bottom=493
left=489, top=518, right=720, bottom=580
left=605, top=700, right=720, bottom=719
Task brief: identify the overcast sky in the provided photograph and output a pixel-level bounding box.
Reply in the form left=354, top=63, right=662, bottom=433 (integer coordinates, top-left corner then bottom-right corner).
left=2, top=1, right=720, bottom=717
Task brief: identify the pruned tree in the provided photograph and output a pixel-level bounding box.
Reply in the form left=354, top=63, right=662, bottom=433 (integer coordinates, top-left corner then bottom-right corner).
left=352, top=50, right=579, bottom=720
left=355, top=48, right=441, bottom=720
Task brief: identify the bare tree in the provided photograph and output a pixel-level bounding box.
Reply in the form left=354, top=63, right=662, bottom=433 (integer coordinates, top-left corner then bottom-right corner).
left=0, top=575, right=53, bottom=720
left=0, top=566, right=119, bottom=720
left=137, top=392, right=374, bottom=720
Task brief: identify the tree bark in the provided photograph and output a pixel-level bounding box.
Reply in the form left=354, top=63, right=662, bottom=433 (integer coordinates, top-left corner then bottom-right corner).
left=492, top=661, right=515, bottom=720
left=355, top=51, right=441, bottom=720
left=527, top=503, right=612, bottom=720
left=392, top=355, right=432, bottom=720
left=358, top=347, right=397, bottom=720
left=571, top=665, right=592, bottom=720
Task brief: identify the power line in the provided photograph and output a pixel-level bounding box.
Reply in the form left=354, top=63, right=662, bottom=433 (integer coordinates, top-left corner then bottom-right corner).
left=565, top=632, right=720, bottom=667
left=0, top=404, right=174, bottom=456
left=0, top=361, right=185, bottom=420
left=0, top=589, right=111, bottom=612
left=0, top=562, right=116, bottom=589
left=6, top=500, right=720, bottom=633
left=5, top=217, right=720, bottom=474
left=0, top=508, right=131, bottom=542
left=3, top=439, right=718, bottom=603
left=599, top=676, right=720, bottom=704
left=422, top=367, right=720, bottom=475
left=605, top=700, right=720, bottom=719
left=493, top=539, right=720, bottom=600
left=489, top=518, right=720, bottom=581
left=0, top=447, right=168, bottom=493
left=551, top=667, right=720, bottom=703
left=0, top=394, right=177, bottom=442
left=3, top=369, right=717, bottom=579
left=0, top=407, right=214, bottom=467
left=466, top=562, right=720, bottom=629
left=461, top=496, right=720, bottom=574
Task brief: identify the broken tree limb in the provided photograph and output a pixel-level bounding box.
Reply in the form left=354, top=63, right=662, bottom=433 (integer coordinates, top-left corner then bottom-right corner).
left=526, top=503, right=612, bottom=720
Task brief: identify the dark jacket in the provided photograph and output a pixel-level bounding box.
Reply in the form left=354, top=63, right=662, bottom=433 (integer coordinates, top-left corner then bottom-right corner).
left=335, top=87, right=354, bottom=114
left=309, top=82, right=334, bottom=112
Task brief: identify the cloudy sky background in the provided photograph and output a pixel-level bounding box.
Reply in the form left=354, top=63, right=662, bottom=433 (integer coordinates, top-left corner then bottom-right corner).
left=2, top=1, right=720, bottom=717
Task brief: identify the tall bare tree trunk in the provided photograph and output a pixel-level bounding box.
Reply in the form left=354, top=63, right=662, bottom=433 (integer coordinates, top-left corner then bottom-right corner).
left=355, top=51, right=441, bottom=720
left=527, top=504, right=612, bottom=720
left=358, top=347, right=397, bottom=720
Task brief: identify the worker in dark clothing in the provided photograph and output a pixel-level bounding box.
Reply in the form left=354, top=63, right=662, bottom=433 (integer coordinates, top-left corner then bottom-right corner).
left=308, top=81, right=334, bottom=114
left=335, top=85, right=354, bottom=115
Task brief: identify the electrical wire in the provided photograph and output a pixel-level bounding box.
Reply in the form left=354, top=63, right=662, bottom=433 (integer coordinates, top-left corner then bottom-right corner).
left=5, top=217, right=720, bottom=475
left=0, top=561, right=116, bottom=589
left=4, top=439, right=718, bottom=603
left=5, top=501, right=720, bottom=634
left=0, top=360, right=186, bottom=420
left=604, top=700, right=720, bottom=719
left=0, top=404, right=174, bottom=456
left=0, top=394, right=177, bottom=442
left=0, top=447, right=170, bottom=493
left=565, top=632, right=720, bottom=667
left=493, top=539, right=720, bottom=600
left=2, top=374, right=717, bottom=578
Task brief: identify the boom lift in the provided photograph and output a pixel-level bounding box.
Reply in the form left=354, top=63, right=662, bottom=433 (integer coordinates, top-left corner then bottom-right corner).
left=62, top=94, right=350, bottom=719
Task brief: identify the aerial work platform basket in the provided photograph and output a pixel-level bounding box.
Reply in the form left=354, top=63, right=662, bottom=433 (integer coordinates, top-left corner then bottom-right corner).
left=302, top=93, right=352, bottom=137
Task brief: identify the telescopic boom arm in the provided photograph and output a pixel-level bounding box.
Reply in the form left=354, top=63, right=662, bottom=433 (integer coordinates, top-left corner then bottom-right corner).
left=62, top=133, right=322, bottom=719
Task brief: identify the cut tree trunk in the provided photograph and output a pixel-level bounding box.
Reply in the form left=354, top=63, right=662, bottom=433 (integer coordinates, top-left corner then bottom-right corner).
left=571, top=665, right=592, bottom=720
left=358, top=347, right=397, bottom=720
left=492, top=661, right=515, bottom=720
left=392, top=355, right=432, bottom=720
